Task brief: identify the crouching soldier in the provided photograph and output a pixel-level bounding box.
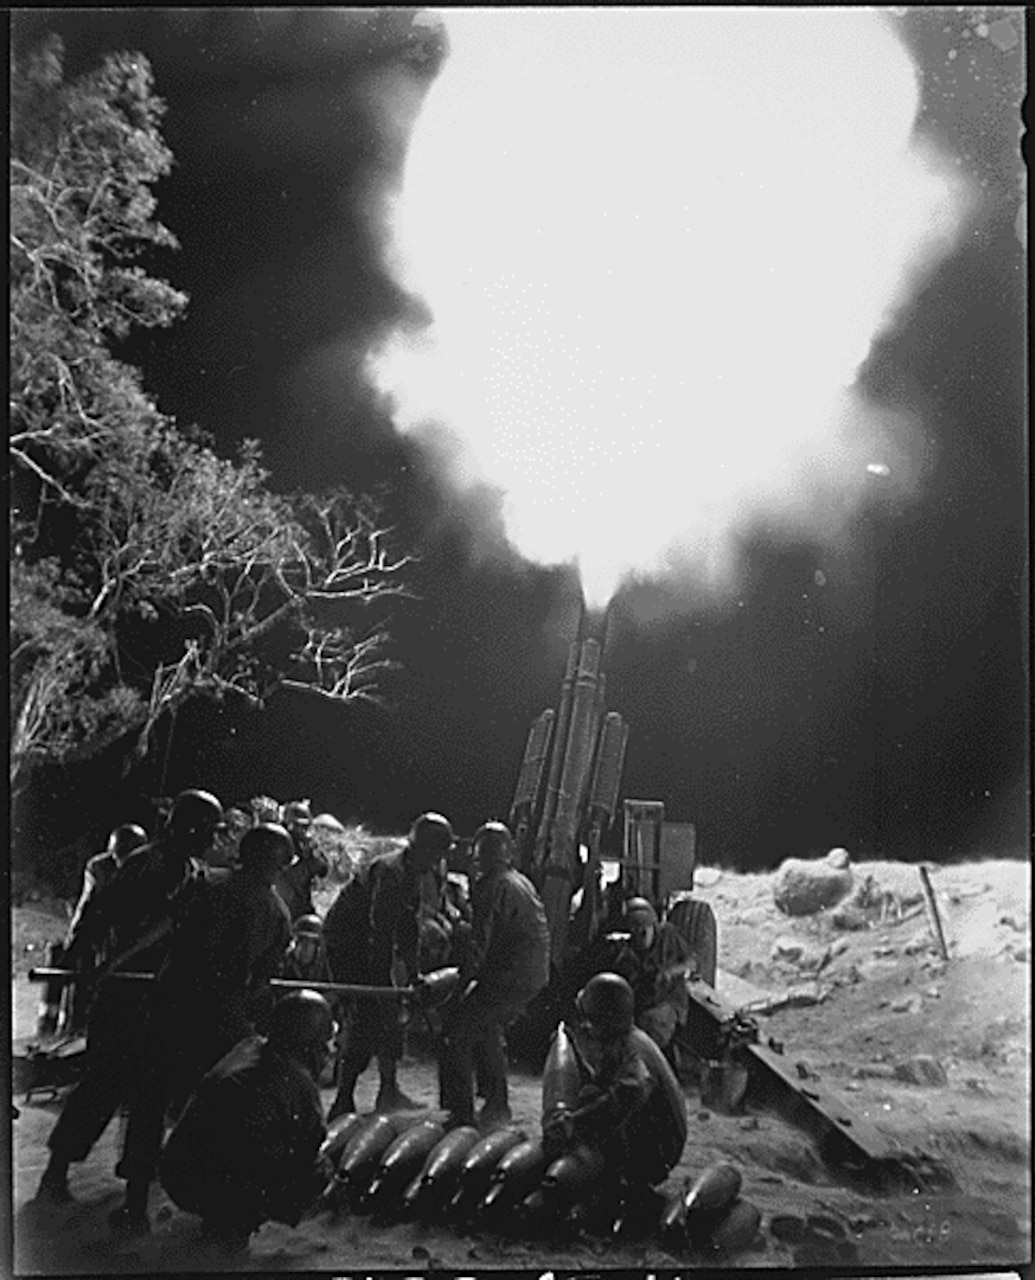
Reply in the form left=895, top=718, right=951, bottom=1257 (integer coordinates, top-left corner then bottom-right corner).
left=543, top=972, right=687, bottom=1201
left=159, top=990, right=336, bottom=1254
left=611, top=897, right=692, bottom=1060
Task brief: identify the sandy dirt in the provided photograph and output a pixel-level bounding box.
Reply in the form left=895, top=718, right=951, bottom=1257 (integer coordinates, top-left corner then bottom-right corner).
left=10, top=857, right=1031, bottom=1274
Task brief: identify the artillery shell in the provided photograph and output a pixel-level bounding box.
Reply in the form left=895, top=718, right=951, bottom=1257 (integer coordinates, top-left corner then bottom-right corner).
left=446, top=1127, right=527, bottom=1219
left=541, top=1143, right=606, bottom=1205
left=610, top=1186, right=666, bottom=1241
left=516, top=1187, right=558, bottom=1237
left=420, top=966, right=461, bottom=1005
left=658, top=1186, right=688, bottom=1247
left=405, top=1125, right=481, bottom=1215
left=708, top=1197, right=763, bottom=1255
left=476, top=1138, right=550, bottom=1219
left=364, top=1119, right=446, bottom=1212
left=542, top=1021, right=583, bottom=1123
left=683, top=1162, right=742, bottom=1220
left=319, top=1112, right=372, bottom=1168
left=337, top=1113, right=408, bottom=1198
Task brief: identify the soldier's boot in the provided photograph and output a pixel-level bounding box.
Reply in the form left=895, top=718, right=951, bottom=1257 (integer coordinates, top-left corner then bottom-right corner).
left=327, top=1084, right=358, bottom=1124
left=374, top=1063, right=425, bottom=1113
left=109, top=1177, right=151, bottom=1237
left=34, top=1154, right=73, bottom=1204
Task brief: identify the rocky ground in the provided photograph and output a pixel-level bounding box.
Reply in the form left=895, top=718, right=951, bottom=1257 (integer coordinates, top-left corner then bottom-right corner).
left=10, top=856, right=1031, bottom=1274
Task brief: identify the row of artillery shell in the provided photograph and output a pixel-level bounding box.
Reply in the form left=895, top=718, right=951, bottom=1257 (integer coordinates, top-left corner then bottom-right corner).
left=322, top=1115, right=761, bottom=1255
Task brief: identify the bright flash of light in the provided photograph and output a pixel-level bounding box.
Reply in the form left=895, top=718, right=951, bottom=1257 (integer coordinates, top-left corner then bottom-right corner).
left=369, top=10, right=974, bottom=611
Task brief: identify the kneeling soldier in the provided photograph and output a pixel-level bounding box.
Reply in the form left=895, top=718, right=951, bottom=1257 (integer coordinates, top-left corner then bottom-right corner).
left=543, top=972, right=688, bottom=1193
left=159, top=989, right=335, bottom=1253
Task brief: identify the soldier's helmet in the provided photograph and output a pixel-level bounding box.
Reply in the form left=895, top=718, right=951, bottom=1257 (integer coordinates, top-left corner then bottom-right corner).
left=268, top=989, right=335, bottom=1058
left=169, top=789, right=224, bottom=838
left=282, top=800, right=312, bottom=829
left=576, top=972, right=635, bottom=1036
left=238, top=822, right=297, bottom=873
left=409, top=812, right=455, bottom=858
left=472, top=821, right=514, bottom=867
left=108, top=823, right=148, bottom=859
left=293, top=913, right=324, bottom=939
left=623, top=896, right=658, bottom=926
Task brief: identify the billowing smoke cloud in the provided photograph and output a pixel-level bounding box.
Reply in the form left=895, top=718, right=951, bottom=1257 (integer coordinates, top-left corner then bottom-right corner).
left=367, top=9, right=975, bottom=611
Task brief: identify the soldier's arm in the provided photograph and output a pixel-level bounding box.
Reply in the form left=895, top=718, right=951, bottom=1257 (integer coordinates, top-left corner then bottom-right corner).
left=63, top=873, right=119, bottom=969
left=65, top=863, right=101, bottom=944
left=462, top=877, right=503, bottom=983
left=547, top=1057, right=651, bottom=1147
left=98, top=916, right=174, bottom=977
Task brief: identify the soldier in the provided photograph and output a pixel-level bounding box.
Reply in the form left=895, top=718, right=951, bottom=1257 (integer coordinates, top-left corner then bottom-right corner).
left=159, top=990, right=335, bottom=1254
left=32, top=790, right=223, bottom=1208
left=112, top=823, right=296, bottom=1234
left=275, top=799, right=330, bottom=921
left=611, top=896, right=693, bottom=1059
left=323, top=812, right=456, bottom=1119
left=437, top=821, right=550, bottom=1129
left=66, top=824, right=148, bottom=939
left=543, top=972, right=687, bottom=1194
left=284, top=913, right=334, bottom=985
left=39, top=824, right=150, bottom=1039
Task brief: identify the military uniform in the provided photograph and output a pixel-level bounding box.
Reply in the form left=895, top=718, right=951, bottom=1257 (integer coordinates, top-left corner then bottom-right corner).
left=439, top=862, right=550, bottom=1125
left=118, top=864, right=293, bottom=1188
left=274, top=832, right=329, bottom=922
left=160, top=1034, right=327, bottom=1236
left=612, top=921, right=692, bottom=1051
left=323, top=849, right=422, bottom=1107
left=563, top=1023, right=688, bottom=1188
left=66, top=849, right=121, bottom=939
left=45, top=843, right=207, bottom=1169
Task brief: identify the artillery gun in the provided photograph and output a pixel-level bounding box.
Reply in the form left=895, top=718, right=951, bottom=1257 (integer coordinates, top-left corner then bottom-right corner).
left=504, top=628, right=718, bottom=1063
left=502, top=627, right=946, bottom=1194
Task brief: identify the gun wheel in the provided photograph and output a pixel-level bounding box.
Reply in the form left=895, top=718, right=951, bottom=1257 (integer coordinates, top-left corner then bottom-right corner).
left=667, top=896, right=717, bottom=988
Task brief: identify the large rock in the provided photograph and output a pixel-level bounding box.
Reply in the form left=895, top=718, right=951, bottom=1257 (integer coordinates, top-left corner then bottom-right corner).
left=774, top=850, right=854, bottom=917
left=893, top=1056, right=949, bottom=1087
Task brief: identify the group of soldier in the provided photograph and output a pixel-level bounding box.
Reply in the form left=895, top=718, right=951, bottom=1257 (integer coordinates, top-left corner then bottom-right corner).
left=31, top=786, right=697, bottom=1252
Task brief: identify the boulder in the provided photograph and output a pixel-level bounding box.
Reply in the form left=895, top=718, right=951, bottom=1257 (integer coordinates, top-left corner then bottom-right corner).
left=774, top=850, right=854, bottom=917
left=893, top=1056, right=949, bottom=1087
left=772, top=937, right=805, bottom=963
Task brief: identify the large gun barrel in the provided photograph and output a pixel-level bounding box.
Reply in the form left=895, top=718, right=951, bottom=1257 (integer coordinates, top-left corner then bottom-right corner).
left=530, top=641, right=579, bottom=873
left=509, top=709, right=555, bottom=871
left=539, top=638, right=603, bottom=963
left=514, top=624, right=628, bottom=974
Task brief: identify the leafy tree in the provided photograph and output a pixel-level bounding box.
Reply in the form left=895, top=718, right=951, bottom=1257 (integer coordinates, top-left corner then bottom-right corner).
left=10, top=36, right=410, bottom=793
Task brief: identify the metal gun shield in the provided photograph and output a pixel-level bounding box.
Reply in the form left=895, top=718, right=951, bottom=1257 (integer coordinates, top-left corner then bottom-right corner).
left=446, top=1126, right=527, bottom=1220
left=542, top=1021, right=583, bottom=1124
left=707, top=1197, right=763, bottom=1255
left=364, top=1119, right=447, bottom=1212
left=406, top=1125, right=481, bottom=1215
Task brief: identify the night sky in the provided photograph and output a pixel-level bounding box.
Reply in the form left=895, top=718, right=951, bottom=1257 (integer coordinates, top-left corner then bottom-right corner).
left=11, top=8, right=1027, bottom=873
